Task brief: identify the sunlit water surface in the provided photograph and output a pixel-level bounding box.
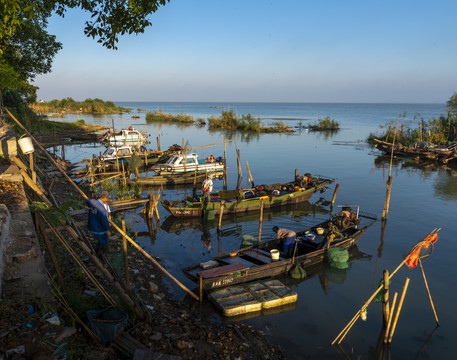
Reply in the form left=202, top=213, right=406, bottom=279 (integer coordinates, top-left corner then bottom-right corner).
left=57, top=102, right=457, bottom=359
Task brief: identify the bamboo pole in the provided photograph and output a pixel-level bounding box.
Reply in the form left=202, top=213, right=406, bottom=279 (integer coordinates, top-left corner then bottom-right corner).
left=29, top=153, right=36, bottom=183
left=384, top=292, right=398, bottom=343
left=418, top=258, right=440, bottom=326
left=91, top=173, right=122, bottom=186
left=383, top=269, right=390, bottom=326
left=332, top=258, right=408, bottom=345
left=331, top=184, right=340, bottom=207
left=217, top=200, right=225, bottom=232
left=387, top=277, right=410, bottom=343
left=187, top=139, right=231, bottom=151
left=246, top=161, right=254, bottom=187
left=258, top=198, right=264, bottom=242
left=122, top=220, right=130, bottom=290
left=121, top=157, right=127, bottom=187
left=38, top=219, right=65, bottom=290
left=382, top=176, right=393, bottom=221
left=5, top=107, right=199, bottom=302
left=199, top=273, right=203, bottom=303
left=223, top=137, right=227, bottom=189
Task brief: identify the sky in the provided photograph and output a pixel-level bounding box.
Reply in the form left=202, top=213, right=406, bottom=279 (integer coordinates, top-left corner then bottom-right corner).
left=34, top=0, right=457, bottom=103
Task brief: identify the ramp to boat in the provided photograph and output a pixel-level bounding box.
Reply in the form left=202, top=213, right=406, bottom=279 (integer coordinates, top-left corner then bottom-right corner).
left=208, top=279, right=297, bottom=317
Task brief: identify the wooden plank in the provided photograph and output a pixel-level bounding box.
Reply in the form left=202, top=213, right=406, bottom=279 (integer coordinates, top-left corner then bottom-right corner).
left=243, top=250, right=272, bottom=264
left=199, top=263, right=248, bottom=279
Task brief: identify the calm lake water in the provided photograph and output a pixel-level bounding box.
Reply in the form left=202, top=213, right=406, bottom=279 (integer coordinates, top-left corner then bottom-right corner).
left=60, top=102, right=457, bottom=359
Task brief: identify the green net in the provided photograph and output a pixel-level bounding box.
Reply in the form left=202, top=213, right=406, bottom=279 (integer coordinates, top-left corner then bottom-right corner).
left=203, top=209, right=215, bottom=221
left=327, top=247, right=349, bottom=269
left=290, top=263, right=306, bottom=279
left=240, top=234, right=258, bottom=249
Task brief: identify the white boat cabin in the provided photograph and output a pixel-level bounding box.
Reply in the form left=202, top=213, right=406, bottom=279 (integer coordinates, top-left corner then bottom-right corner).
left=152, top=152, right=224, bottom=174
left=102, top=127, right=150, bottom=146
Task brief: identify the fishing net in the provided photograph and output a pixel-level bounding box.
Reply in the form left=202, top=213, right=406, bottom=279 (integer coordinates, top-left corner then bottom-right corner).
left=290, top=263, right=306, bottom=279
left=128, top=153, right=142, bottom=171
left=327, top=247, right=349, bottom=269
left=240, top=234, right=258, bottom=249
left=203, top=209, right=215, bottom=221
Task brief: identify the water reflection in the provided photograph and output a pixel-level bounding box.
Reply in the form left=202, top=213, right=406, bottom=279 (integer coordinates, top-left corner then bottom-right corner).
left=373, top=155, right=457, bottom=200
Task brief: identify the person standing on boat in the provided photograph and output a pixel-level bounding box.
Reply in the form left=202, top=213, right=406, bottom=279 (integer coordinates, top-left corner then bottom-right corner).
left=87, top=191, right=111, bottom=253
left=273, top=226, right=297, bottom=257
left=202, top=175, right=213, bottom=203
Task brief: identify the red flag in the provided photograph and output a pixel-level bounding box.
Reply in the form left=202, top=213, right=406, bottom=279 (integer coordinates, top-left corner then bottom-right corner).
left=405, top=232, right=438, bottom=269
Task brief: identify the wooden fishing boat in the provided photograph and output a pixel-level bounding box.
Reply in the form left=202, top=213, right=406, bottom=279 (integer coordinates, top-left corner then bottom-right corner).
left=151, top=152, right=225, bottom=175
left=161, top=174, right=334, bottom=218
left=182, top=210, right=377, bottom=291
left=127, top=171, right=223, bottom=186
left=374, top=139, right=457, bottom=163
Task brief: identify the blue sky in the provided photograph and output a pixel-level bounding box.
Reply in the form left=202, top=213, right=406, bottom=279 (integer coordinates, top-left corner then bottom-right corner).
left=34, top=0, right=457, bottom=103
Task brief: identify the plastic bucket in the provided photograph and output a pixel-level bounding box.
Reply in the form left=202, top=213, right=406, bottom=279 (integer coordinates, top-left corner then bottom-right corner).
left=18, top=136, right=34, bottom=154
left=270, top=249, right=280, bottom=260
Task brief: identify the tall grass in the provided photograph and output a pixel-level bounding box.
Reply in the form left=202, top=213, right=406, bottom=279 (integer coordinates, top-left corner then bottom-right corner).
left=309, top=116, right=340, bottom=131
left=367, top=113, right=457, bottom=146
left=145, top=109, right=195, bottom=123
left=208, top=109, right=293, bottom=133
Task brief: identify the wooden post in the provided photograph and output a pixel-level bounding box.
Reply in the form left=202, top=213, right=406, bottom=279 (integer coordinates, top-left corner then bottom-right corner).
left=246, top=161, right=254, bottom=188
left=61, top=142, right=65, bottom=161
left=382, top=269, right=390, bottom=326
left=147, top=193, right=154, bottom=219
left=29, top=153, right=36, bottom=184
left=122, top=220, right=130, bottom=290
left=217, top=201, right=225, bottom=232
left=295, top=169, right=298, bottom=181
left=258, top=198, right=264, bottom=242
left=116, top=148, right=120, bottom=172
left=387, top=277, right=410, bottom=343
left=199, top=273, right=203, bottom=303
left=121, top=157, right=127, bottom=187
left=382, top=176, right=393, bottom=221
left=184, top=145, right=187, bottom=173
left=331, top=183, right=340, bottom=207
left=223, top=137, right=227, bottom=189
left=156, top=136, right=160, bottom=151
left=236, top=149, right=242, bottom=178
left=384, top=292, right=398, bottom=343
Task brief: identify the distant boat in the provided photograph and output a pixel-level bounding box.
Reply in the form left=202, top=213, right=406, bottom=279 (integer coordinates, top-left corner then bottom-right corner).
left=101, top=127, right=150, bottom=146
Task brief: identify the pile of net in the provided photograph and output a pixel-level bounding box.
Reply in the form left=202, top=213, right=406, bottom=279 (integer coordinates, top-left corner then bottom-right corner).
left=327, top=247, right=349, bottom=269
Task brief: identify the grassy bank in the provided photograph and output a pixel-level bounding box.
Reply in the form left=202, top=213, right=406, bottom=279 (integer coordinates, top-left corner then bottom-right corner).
left=30, top=98, right=131, bottom=115
left=145, top=109, right=195, bottom=123
left=208, top=110, right=294, bottom=133
left=367, top=113, right=457, bottom=146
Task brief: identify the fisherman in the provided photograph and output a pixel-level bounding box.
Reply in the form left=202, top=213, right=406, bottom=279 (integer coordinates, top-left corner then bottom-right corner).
left=273, top=226, right=297, bottom=257
left=87, top=190, right=111, bottom=253
left=202, top=175, right=214, bottom=203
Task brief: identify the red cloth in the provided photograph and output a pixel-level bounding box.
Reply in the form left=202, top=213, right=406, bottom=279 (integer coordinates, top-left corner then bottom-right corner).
left=405, top=232, right=438, bottom=269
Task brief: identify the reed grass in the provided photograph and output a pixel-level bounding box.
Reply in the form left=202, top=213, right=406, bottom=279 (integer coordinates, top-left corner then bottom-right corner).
left=309, top=116, right=340, bottom=131
left=145, top=109, right=195, bottom=123
left=208, top=109, right=294, bottom=133
left=367, top=112, right=457, bottom=146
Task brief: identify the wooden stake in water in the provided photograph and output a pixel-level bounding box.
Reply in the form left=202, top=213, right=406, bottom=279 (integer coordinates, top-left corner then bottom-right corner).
left=382, top=269, right=390, bottom=326
left=387, top=277, right=410, bottom=343
left=418, top=258, right=440, bottom=326
left=382, top=116, right=398, bottom=221
left=258, top=198, right=264, bottom=242
left=217, top=200, right=225, bottom=232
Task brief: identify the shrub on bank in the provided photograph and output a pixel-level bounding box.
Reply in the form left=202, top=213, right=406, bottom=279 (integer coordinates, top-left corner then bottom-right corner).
left=145, top=109, right=195, bottom=123
left=309, top=116, right=340, bottom=131
left=30, top=98, right=131, bottom=114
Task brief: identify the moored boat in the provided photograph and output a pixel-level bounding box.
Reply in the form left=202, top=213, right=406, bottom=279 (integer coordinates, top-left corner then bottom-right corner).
left=161, top=173, right=334, bottom=218
left=101, top=127, right=150, bottom=146
left=151, top=152, right=224, bottom=175
left=182, top=208, right=377, bottom=291
left=127, top=171, right=223, bottom=186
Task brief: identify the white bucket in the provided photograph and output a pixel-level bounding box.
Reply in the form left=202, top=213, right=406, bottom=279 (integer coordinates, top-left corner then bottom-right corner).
left=270, top=249, right=280, bottom=261
left=18, top=136, right=34, bottom=154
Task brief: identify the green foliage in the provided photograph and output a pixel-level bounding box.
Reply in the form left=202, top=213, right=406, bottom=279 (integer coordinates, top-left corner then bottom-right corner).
left=208, top=109, right=294, bottom=133
left=30, top=98, right=131, bottom=114
left=309, top=116, right=340, bottom=131
left=2, top=1, right=171, bottom=51
left=367, top=100, right=457, bottom=145
left=145, top=109, right=195, bottom=123
left=29, top=200, right=86, bottom=226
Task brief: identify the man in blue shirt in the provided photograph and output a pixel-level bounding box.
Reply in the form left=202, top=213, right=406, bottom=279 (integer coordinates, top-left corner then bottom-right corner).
left=87, top=191, right=111, bottom=252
